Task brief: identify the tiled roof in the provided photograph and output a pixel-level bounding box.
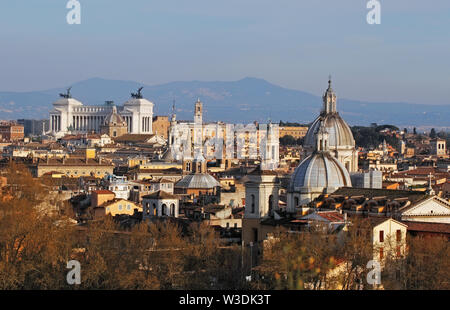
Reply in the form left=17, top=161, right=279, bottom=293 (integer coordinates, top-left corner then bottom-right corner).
left=113, top=134, right=155, bottom=143
left=92, top=189, right=115, bottom=195
left=142, top=190, right=178, bottom=200
left=402, top=221, right=450, bottom=234
left=316, top=211, right=345, bottom=222
left=102, top=198, right=135, bottom=207
left=249, top=166, right=278, bottom=176
left=331, top=187, right=426, bottom=203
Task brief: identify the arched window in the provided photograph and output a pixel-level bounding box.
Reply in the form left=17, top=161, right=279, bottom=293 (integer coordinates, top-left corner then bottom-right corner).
left=170, top=203, right=176, bottom=216
left=162, top=204, right=167, bottom=216
left=251, top=194, right=255, bottom=213
left=153, top=203, right=157, bottom=216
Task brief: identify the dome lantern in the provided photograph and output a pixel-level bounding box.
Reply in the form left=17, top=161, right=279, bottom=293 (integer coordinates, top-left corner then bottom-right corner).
left=322, top=77, right=337, bottom=114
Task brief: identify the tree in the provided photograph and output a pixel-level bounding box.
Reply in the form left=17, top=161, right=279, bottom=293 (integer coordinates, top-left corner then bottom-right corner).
left=0, top=162, right=76, bottom=289
left=381, top=236, right=450, bottom=289
left=280, top=135, right=297, bottom=146
left=430, top=128, right=437, bottom=139
left=252, top=226, right=343, bottom=290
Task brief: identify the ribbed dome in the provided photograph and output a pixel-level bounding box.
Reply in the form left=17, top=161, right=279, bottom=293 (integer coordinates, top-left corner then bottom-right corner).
left=304, top=113, right=355, bottom=150
left=104, top=106, right=126, bottom=126
left=289, top=152, right=351, bottom=191
left=175, top=174, right=221, bottom=189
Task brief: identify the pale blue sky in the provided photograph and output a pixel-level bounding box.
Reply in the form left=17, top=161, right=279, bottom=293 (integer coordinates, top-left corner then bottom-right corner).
left=0, top=0, right=449, bottom=105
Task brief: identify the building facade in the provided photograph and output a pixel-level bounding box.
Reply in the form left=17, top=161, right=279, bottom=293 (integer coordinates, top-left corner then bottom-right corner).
left=279, top=126, right=309, bottom=140
left=0, top=122, right=24, bottom=141
left=48, top=89, right=154, bottom=138
left=168, top=99, right=279, bottom=170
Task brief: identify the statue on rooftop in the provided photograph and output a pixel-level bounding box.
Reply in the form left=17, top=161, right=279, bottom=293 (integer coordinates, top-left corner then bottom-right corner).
left=131, top=87, right=144, bottom=99
left=59, top=87, right=72, bottom=99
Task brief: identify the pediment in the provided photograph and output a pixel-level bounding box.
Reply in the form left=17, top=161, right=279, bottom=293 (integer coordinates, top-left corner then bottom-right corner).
left=402, top=196, right=450, bottom=217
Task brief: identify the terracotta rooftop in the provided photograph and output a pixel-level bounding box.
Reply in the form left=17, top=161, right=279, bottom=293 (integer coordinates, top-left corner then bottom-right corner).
left=331, top=187, right=427, bottom=203
left=315, top=211, right=345, bottom=222
left=113, top=134, right=155, bottom=143
left=402, top=221, right=450, bottom=234
left=142, top=190, right=178, bottom=200
left=92, top=189, right=115, bottom=195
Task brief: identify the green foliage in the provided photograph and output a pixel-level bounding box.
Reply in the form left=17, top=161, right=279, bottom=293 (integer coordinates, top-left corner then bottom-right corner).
left=351, top=125, right=400, bottom=149
left=280, top=135, right=303, bottom=146
left=279, top=121, right=310, bottom=127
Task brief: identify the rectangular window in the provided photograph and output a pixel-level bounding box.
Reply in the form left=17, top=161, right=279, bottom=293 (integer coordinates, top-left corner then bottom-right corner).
left=379, top=247, right=384, bottom=260
left=396, top=229, right=402, bottom=242
left=379, top=230, right=384, bottom=243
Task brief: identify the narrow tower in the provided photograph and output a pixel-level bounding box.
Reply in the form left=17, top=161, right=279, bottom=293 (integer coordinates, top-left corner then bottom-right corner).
left=194, top=98, right=203, bottom=125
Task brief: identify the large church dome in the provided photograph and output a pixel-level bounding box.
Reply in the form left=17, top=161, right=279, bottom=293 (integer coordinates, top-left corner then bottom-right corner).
left=287, top=124, right=352, bottom=209
left=303, top=79, right=355, bottom=150
left=304, top=113, right=355, bottom=149
left=289, top=151, right=351, bottom=192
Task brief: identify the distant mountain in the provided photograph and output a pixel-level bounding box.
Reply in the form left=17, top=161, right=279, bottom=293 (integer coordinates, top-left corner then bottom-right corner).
left=0, top=77, right=449, bottom=127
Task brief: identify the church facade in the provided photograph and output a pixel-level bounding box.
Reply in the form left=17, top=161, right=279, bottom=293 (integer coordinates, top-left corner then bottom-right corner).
left=48, top=88, right=154, bottom=138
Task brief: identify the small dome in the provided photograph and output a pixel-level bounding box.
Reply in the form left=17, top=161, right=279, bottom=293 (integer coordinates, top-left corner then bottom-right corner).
left=304, top=114, right=355, bottom=150
left=175, top=174, right=221, bottom=189
left=289, top=152, right=351, bottom=192
left=104, top=106, right=126, bottom=126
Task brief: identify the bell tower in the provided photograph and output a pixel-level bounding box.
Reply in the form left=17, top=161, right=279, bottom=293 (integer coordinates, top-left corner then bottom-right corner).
left=194, top=98, right=203, bottom=125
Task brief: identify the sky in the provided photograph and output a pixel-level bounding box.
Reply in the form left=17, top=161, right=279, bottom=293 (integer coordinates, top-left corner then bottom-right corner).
left=0, top=0, right=449, bottom=105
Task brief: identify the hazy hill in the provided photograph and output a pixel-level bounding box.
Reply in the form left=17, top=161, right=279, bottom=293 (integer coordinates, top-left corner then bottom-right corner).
left=0, top=77, right=448, bottom=127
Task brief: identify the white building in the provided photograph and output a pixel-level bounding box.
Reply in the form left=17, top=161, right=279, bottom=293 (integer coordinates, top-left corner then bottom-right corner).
left=167, top=98, right=279, bottom=170
left=104, top=174, right=131, bottom=200
left=372, top=218, right=408, bottom=263
left=49, top=88, right=154, bottom=138
left=142, top=190, right=179, bottom=219
left=400, top=195, right=450, bottom=224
